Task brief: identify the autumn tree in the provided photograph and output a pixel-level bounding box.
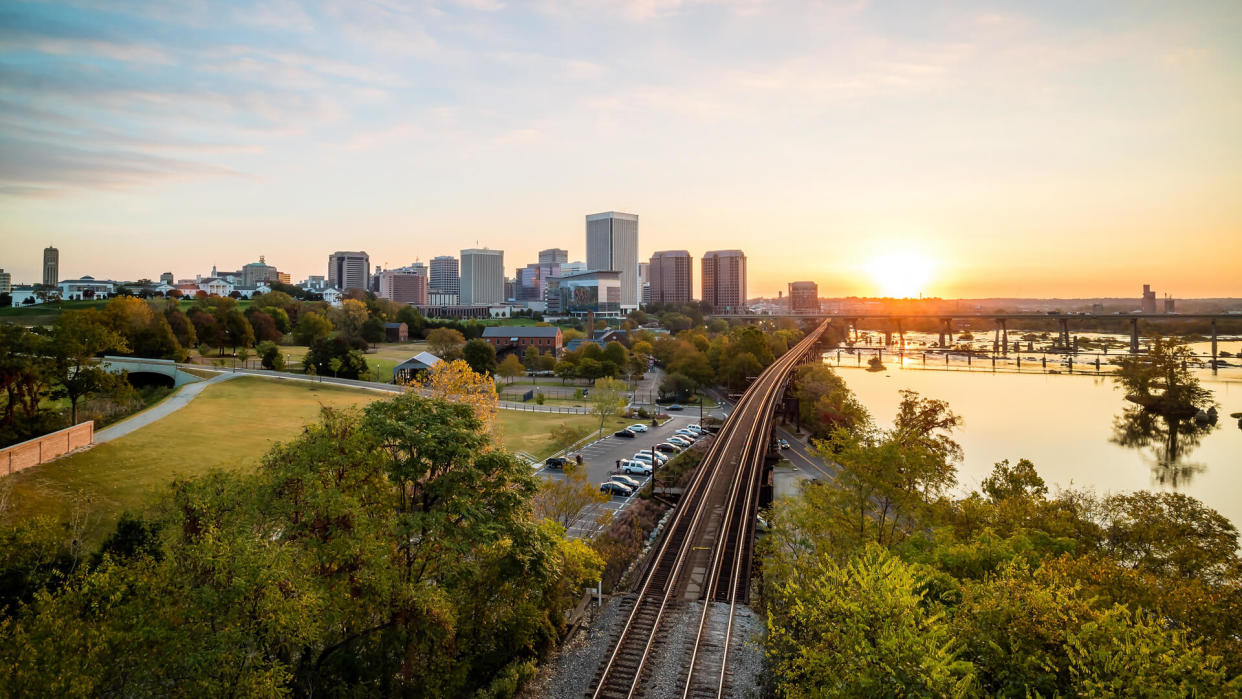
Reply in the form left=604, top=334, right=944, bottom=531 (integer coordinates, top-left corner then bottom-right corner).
left=293, top=310, right=333, bottom=345
left=497, top=353, right=525, bottom=383
left=49, top=310, right=129, bottom=424
left=411, top=359, right=499, bottom=439
left=589, top=377, right=628, bottom=435
left=532, top=462, right=609, bottom=528
left=426, top=327, right=466, bottom=360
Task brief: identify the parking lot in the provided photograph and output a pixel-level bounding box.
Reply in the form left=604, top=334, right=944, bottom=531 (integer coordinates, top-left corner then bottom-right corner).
left=535, top=414, right=706, bottom=538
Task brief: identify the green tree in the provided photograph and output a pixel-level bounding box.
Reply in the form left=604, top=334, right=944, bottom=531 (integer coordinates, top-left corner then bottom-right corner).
left=765, top=545, right=974, bottom=697
left=1112, top=336, right=1214, bottom=417
left=981, top=458, right=1047, bottom=502
left=462, top=338, right=497, bottom=376
left=49, top=310, right=129, bottom=424
left=522, top=345, right=541, bottom=370
left=293, top=310, right=333, bottom=345
left=256, top=341, right=285, bottom=370
left=588, top=378, right=628, bottom=435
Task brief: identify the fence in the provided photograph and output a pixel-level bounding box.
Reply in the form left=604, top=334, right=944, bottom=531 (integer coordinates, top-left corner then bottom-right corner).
left=1, top=421, right=94, bottom=477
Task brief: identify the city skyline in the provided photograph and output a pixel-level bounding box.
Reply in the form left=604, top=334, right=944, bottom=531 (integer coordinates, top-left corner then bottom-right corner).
left=2, top=1, right=1240, bottom=298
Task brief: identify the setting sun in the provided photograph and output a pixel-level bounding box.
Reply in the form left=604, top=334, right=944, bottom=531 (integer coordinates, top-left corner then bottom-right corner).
left=865, top=252, right=934, bottom=298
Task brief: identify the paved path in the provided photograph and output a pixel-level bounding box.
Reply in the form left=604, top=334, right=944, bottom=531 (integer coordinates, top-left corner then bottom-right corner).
left=95, top=373, right=238, bottom=444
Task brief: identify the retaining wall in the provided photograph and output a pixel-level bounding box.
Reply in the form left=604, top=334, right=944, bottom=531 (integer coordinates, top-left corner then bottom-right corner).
left=1, top=421, right=94, bottom=477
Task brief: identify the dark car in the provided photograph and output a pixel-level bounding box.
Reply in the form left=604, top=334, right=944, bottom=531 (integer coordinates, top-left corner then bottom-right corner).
left=544, top=456, right=568, bottom=469
left=614, top=429, right=636, bottom=438
left=666, top=404, right=684, bottom=411
left=655, top=442, right=682, bottom=454
left=600, top=481, right=633, bottom=496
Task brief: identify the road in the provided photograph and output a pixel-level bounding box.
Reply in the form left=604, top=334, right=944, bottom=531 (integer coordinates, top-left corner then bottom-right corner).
left=95, top=373, right=238, bottom=443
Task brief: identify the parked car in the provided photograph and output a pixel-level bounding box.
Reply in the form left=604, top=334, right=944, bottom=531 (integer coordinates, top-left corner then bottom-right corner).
left=610, top=473, right=642, bottom=489
left=633, top=452, right=668, bottom=466
left=613, top=429, right=636, bottom=438
left=620, top=460, right=652, bottom=475
left=685, top=424, right=705, bottom=433
left=627, top=424, right=649, bottom=433
left=674, top=429, right=699, bottom=439
left=667, top=436, right=693, bottom=447
left=544, top=456, right=568, bottom=469
left=667, top=404, right=684, bottom=411
left=600, top=481, right=633, bottom=496
left=655, top=442, right=682, bottom=454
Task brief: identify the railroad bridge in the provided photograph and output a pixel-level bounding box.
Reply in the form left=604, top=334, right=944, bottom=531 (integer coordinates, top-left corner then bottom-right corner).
left=587, top=321, right=829, bottom=698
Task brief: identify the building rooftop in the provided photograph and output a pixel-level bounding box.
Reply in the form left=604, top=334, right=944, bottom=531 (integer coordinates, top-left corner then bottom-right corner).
left=481, top=326, right=560, bottom=338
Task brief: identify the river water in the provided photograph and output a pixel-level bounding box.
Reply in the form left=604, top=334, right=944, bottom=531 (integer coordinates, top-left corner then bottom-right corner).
left=824, top=334, right=1242, bottom=528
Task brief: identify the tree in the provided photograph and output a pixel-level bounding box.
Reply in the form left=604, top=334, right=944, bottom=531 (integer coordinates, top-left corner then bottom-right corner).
left=303, top=337, right=368, bottom=380
left=1112, top=336, right=1214, bottom=417
left=411, top=359, right=499, bottom=439
left=462, top=339, right=497, bottom=376
left=522, top=345, right=541, bottom=370
left=981, top=458, right=1047, bottom=502
left=1094, top=491, right=1239, bottom=583
left=720, top=351, right=763, bottom=390
left=49, top=311, right=128, bottom=424
left=218, top=308, right=254, bottom=353
left=532, top=462, right=610, bottom=528
left=497, top=353, right=524, bottom=383
left=331, top=299, right=369, bottom=341
left=589, top=378, right=628, bottom=435
left=256, top=341, right=285, bottom=370
left=425, top=327, right=466, bottom=360
left=245, top=310, right=282, bottom=344
left=360, top=316, right=386, bottom=344
left=765, top=545, right=974, bottom=697
left=658, top=372, right=695, bottom=402
left=293, top=310, right=333, bottom=345
left=395, top=306, right=425, bottom=338
left=793, top=364, right=870, bottom=439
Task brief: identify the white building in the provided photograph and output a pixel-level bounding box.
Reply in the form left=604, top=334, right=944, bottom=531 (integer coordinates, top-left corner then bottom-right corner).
left=586, top=211, right=639, bottom=310
left=459, top=248, right=504, bottom=305
left=59, top=276, right=115, bottom=300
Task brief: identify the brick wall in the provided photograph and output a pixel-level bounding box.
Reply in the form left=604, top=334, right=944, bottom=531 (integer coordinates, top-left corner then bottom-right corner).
left=1, top=421, right=94, bottom=477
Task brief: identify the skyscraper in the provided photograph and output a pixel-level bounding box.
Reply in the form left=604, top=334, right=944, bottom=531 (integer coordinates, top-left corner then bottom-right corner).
left=430, top=256, right=460, bottom=296
left=585, top=211, right=639, bottom=309
left=702, top=250, right=747, bottom=313
left=378, top=269, right=429, bottom=305
left=328, top=251, right=370, bottom=291
left=42, top=246, right=59, bottom=288
left=459, top=249, right=504, bottom=305
left=538, top=248, right=568, bottom=265
left=788, top=281, right=819, bottom=312
left=649, top=250, right=693, bottom=305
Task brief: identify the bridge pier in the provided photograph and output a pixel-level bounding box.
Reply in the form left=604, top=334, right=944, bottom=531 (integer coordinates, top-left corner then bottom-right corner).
left=1130, top=318, right=1139, bottom=354
left=1058, top=318, right=1070, bottom=350
left=1000, top=319, right=1008, bottom=355
left=939, top=318, right=953, bottom=348
left=1211, top=319, right=1218, bottom=373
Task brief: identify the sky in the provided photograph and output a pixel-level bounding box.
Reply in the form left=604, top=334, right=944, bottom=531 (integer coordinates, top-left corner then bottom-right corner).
left=1, top=0, right=1240, bottom=299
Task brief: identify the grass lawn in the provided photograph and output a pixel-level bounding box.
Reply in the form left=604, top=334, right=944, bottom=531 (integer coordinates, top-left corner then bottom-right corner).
left=498, top=411, right=633, bottom=460
left=1, top=376, right=383, bottom=543
left=1, top=373, right=622, bottom=542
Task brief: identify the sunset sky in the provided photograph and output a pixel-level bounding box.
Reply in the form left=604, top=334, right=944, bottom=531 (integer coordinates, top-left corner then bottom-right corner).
left=2, top=0, right=1240, bottom=298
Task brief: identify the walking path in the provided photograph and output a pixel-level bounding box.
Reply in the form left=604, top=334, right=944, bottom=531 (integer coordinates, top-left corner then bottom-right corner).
left=95, top=373, right=238, bottom=444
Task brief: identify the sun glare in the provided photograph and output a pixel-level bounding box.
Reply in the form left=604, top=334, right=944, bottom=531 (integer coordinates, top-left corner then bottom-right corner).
left=865, top=252, right=934, bottom=298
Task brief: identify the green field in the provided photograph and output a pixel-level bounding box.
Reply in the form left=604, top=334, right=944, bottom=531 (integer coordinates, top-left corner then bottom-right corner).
left=1, top=374, right=615, bottom=542
left=275, top=340, right=429, bottom=380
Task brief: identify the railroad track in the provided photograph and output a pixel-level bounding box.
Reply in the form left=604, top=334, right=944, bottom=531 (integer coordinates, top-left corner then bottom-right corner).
left=588, top=322, right=828, bottom=699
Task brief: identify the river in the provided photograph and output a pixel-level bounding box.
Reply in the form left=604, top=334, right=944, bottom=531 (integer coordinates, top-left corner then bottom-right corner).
left=826, top=344, right=1242, bottom=528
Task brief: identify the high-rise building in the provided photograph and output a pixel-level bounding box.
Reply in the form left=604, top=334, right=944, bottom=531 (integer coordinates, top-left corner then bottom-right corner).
left=378, top=269, right=429, bottom=305
left=788, top=281, right=819, bottom=312
left=1141, top=284, right=1157, bottom=314
left=586, top=211, right=639, bottom=309
left=539, top=248, right=568, bottom=265
left=702, top=250, right=747, bottom=313
left=328, top=251, right=370, bottom=291
left=649, top=250, right=693, bottom=305
left=430, top=256, right=460, bottom=296
left=159, top=272, right=174, bottom=285
left=42, top=246, right=59, bottom=288
left=459, top=249, right=504, bottom=305
left=0, top=269, right=11, bottom=295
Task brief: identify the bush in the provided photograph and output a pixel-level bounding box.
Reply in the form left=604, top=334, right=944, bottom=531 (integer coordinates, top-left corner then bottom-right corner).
left=592, top=499, right=670, bottom=592
left=257, top=341, right=285, bottom=371
left=534, top=392, right=545, bottom=405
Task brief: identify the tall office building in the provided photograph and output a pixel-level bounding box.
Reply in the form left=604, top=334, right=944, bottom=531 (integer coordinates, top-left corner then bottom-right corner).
left=539, top=248, right=568, bottom=265
left=702, top=250, right=747, bottom=313
left=0, top=269, right=11, bottom=295
left=649, top=250, right=693, bottom=305
left=585, top=211, right=639, bottom=309
left=328, top=251, right=370, bottom=291
left=459, top=249, right=504, bottom=305
left=430, top=256, right=460, bottom=296
left=788, top=281, right=819, bottom=312
left=42, top=246, right=59, bottom=288
left=378, top=269, right=429, bottom=305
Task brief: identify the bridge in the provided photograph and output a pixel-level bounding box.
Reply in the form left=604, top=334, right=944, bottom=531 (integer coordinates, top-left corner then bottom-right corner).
left=710, top=312, right=1239, bottom=360
left=587, top=320, right=828, bottom=698
left=99, top=356, right=200, bottom=387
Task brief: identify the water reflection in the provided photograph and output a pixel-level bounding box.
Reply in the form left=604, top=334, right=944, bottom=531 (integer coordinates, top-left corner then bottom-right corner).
left=1111, top=406, right=1216, bottom=487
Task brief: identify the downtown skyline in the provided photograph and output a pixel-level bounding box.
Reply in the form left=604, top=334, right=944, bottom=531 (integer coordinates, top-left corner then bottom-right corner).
left=2, top=1, right=1240, bottom=298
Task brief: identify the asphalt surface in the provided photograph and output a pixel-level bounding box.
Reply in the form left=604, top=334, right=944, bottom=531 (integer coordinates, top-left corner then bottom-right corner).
left=535, top=413, right=707, bottom=538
